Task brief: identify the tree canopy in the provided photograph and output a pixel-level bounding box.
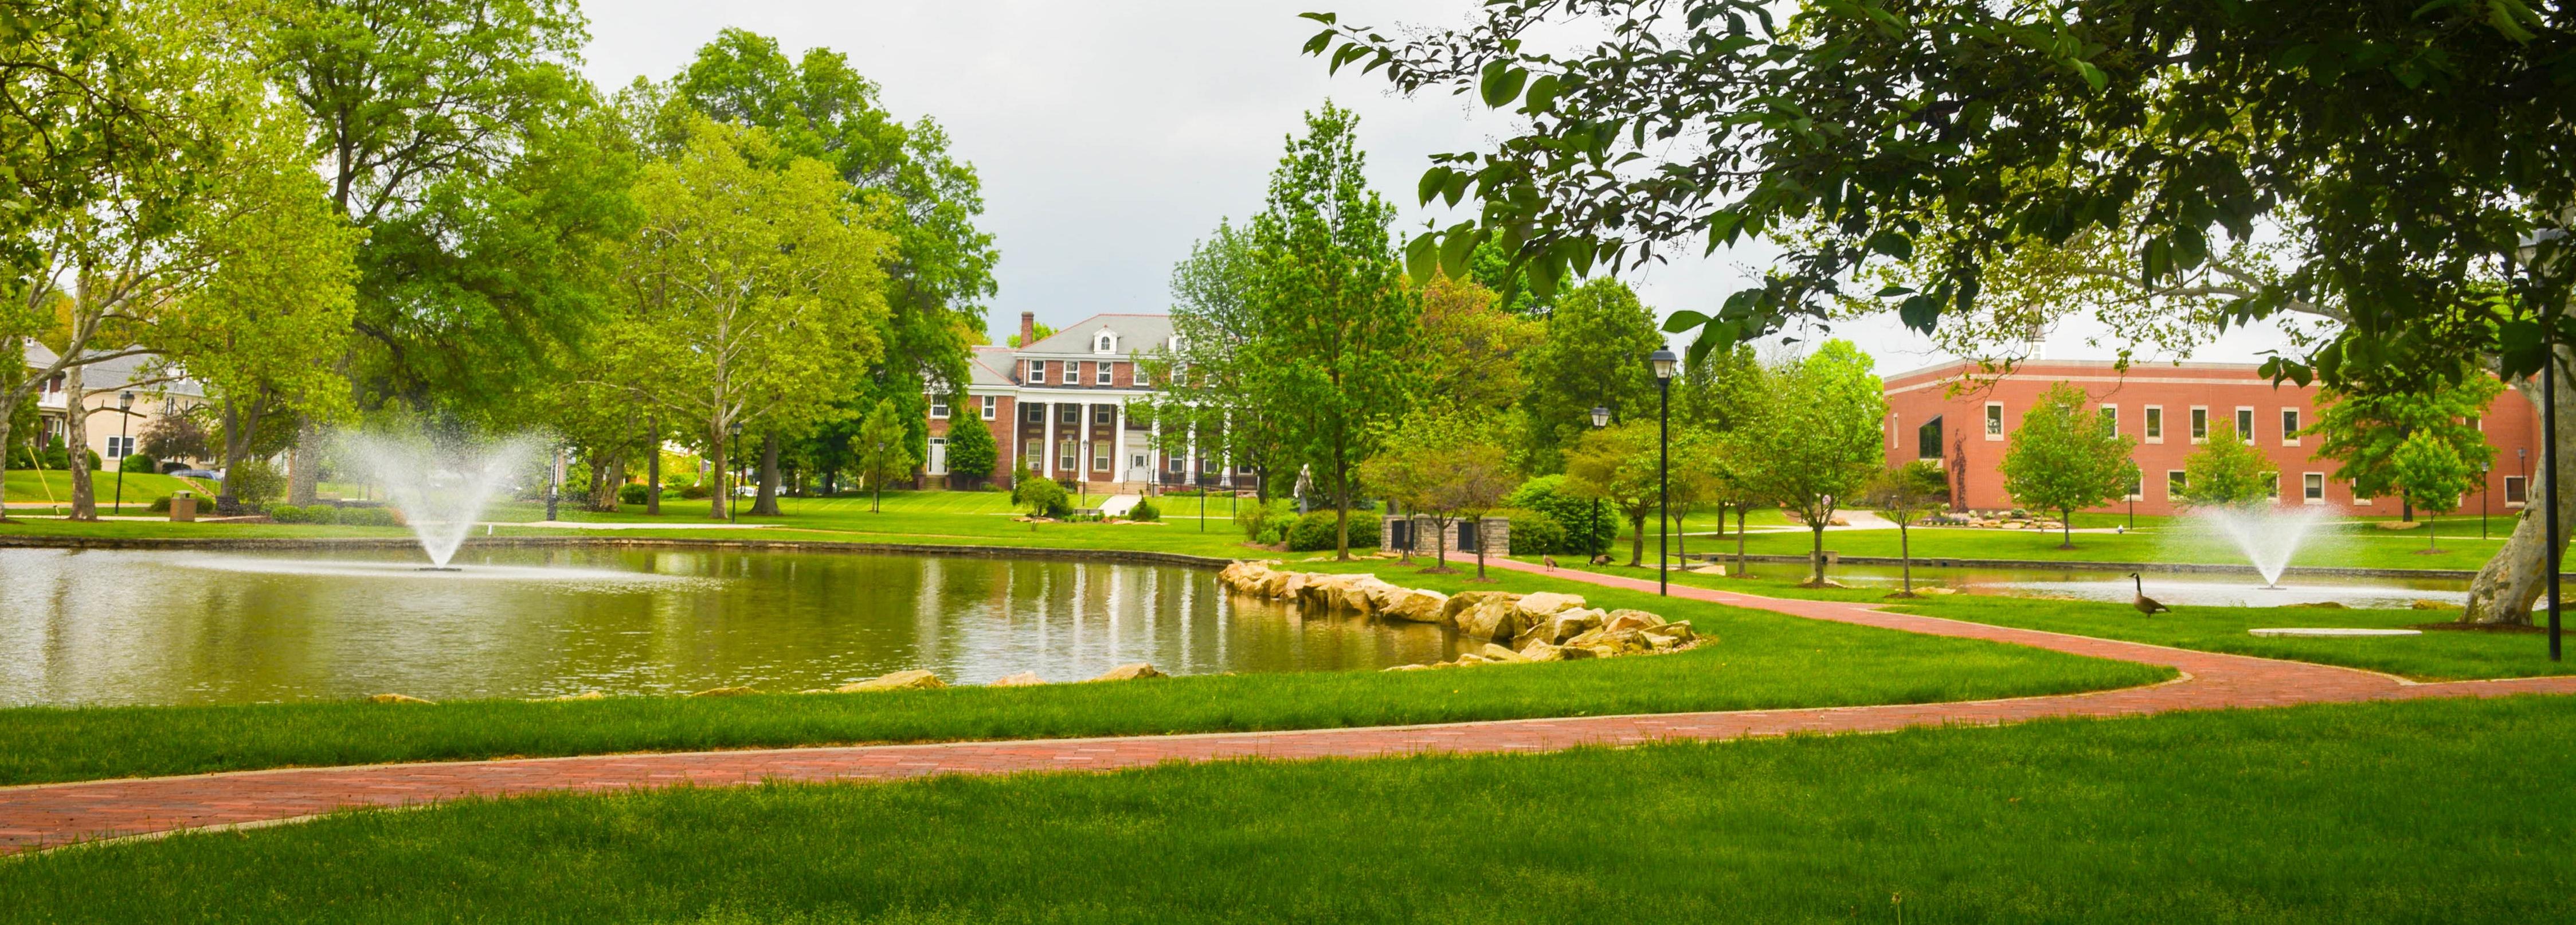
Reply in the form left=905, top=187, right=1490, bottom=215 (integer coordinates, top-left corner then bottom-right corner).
left=1999, top=383, right=2139, bottom=548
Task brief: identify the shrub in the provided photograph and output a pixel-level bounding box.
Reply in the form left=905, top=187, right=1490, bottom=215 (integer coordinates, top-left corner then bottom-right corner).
left=678, top=483, right=711, bottom=501
left=224, top=459, right=284, bottom=506
left=1287, top=510, right=1383, bottom=552
left=1504, top=474, right=1615, bottom=555
left=148, top=495, right=173, bottom=513
left=1237, top=498, right=1296, bottom=544
left=1017, top=478, right=1071, bottom=518
left=1502, top=508, right=1567, bottom=556
left=338, top=506, right=400, bottom=528
left=1128, top=498, right=1160, bottom=522
left=269, top=504, right=343, bottom=525
left=118, top=452, right=156, bottom=474
left=618, top=482, right=652, bottom=505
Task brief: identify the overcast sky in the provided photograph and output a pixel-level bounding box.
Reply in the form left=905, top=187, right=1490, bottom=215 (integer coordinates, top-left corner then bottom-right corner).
left=582, top=0, right=2299, bottom=374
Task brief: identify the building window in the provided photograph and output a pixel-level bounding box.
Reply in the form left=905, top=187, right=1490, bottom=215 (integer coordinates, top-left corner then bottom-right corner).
left=1025, top=439, right=1042, bottom=462
left=2236, top=407, right=2256, bottom=444
left=2265, top=474, right=2279, bottom=499
left=2125, top=469, right=2143, bottom=501
left=1095, top=361, right=1113, bottom=385
left=2507, top=475, right=2529, bottom=506
left=981, top=396, right=997, bottom=420
left=929, top=397, right=949, bottom=419
left=1024, top=403, right=1044, bottom=423
left=2144, top=405, right=2163, bottom=443
left=2166, top=470, right=2187, bottom=498
left=1093, top=447, right=1110, bottom=471
left=105, top=435, right=135, bottom=459
left=2354, top=481, right=2373, bottom=506
left=1059, top=405, right=1079, bottom=424
left=2190, top=407, right=2209, bottom=443
left=2303, top=472, right=2324, bottom=504
left=1915, top=415, right=1943, bottom=460
left=1093, top=405, right=1112, bottom=424
left=2098, top=404, right=2118, bottom=436
left=1095, top=333, right=1114, bottom=353
left=1028, top=360, right=1046, bottom=384
left=1984, top=403, right=2003, bottom=439
left=2468, top=415, right=2483, bottom=432
left=1168, top=455, right=1184, bottom=473
left=2281, top=408, right=2301, bottom=446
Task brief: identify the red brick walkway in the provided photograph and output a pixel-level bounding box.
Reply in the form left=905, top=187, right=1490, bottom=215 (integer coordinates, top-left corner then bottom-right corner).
left=5, top=560, right=2571, bottom=856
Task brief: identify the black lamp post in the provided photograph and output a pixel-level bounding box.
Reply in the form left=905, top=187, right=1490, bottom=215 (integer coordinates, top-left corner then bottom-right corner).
left=2481, top=460, right=2491, bottom=540
left=727, top=419, right=743, bottom=522
left=113, top=391, right=134, bottom=514
left=1590, top=405, right=1610, bottom=559
left=1650, top=349, right=1678, bottom=595
left=2520, top=228, right=2566, bottom=662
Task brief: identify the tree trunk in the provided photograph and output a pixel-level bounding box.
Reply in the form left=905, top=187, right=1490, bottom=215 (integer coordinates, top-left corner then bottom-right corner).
left=1627, top=513, right=1646, bottom=567
left=1734, top=506, right=1749, bottom=577
left=1900, top=524, right=1913, bottom=593
left=286, top=417, right=321, bottom=505
left=2461, top=370, right=2576, bottom=625
left=2060, top=508, right=2074, bottom=550
left=707, top=424, right=728, bottom=520
left=1807, top=522, right=1829, bottom=585
left=0, top=412, right=16, bottom=523
left=1473, top=515, right=1487, bottom=579
left=64, top=363, right=95, bottom=521
left=751, top=433, right=782, bottom=516
left=645, top=436, right=663, bottom=516
left=1434, top=517, right=1448, bottom=569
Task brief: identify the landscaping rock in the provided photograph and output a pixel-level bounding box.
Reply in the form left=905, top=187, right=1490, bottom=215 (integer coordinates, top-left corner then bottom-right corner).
left=989, top=672, right=1046, bottom=687
left=1513, top=592, right=1588, bottom=622
left=1383, top=663, right=1432, bottom=671
left=1513, top=607, right=1606, bottom=650
left=1518, top=642, right=1564, bottom=662
left=687, top=686, right=760, bottom=698
left=2410, top=599, right=2450, bottom=610
left=1601, top=609, right=1665, bottom=634
left=365, top=693, right=435, bottom=705
left=1090, top=662, right=1166, bottom=682
left=1443, top=590, right=1518, bottom=623
left=1556, top=644, right=1597, bottom=660
left=1381, top=588, right=1450, bottom=623
left=836, top=670, right=944, bottom=693
left=1477, top=643, right=1530, bottom=663
left=1656, top=620, right=1698, bottom=642
left=1455, top=596, right=1526, bottom=642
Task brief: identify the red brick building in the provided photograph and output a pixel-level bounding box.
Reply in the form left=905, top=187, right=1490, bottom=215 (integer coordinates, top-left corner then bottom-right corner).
left=1881, top=359, right=2540, bottom=517
left=923, top=311, right=1251, bottom=493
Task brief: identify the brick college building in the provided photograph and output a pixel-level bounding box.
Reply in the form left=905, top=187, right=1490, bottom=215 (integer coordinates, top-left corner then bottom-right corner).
left=923, top=311, right=1251, bottom=493
left=1882, top=359, right=2541, bottom=517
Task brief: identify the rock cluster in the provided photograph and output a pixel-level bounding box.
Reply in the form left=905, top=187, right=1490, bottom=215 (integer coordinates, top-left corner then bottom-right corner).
left=1214, top=560, right=1705, bottom=670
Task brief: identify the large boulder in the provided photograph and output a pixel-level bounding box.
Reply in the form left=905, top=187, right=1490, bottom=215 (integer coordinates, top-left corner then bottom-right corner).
left=1477, top=643, right=1529, bottom=663
left=989, top=672, right=1047, bottom=687
left=1380, top=588, right=1451, bottom=623
left=1255, top=570, right=1292, bottom=598
left=1443, top=590, right=1519, bottom=625
left=1455, top=596, right=1527, bottom=642
left=1601, top=609, right=1665, bottom=634
left=1090, top=662, right=1166, bottom=682
left=1512, top=592, right=1589, bottom=623
left=836, top=670, right=945, bottom=693
left=1513, top=607, right=1606, bottom=650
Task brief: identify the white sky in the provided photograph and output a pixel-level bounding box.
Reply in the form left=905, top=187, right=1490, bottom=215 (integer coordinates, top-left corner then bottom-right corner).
left=581, top=0, right=2300, bottom=373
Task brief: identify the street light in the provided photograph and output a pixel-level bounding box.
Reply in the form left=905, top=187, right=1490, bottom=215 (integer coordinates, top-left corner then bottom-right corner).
left=1650, top=348, right=1678, bottom=595
left=2518, top=227, right=2567, bottom=662
left=1590, top=405, right=1610, bottom=560
left=727, top=419, right=744, bottom=522
left=113, top=391, right=134, bottom=515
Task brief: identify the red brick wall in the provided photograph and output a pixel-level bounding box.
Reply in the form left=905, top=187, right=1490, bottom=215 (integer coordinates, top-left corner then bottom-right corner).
left=1881, top=361, right=2539, bottom=517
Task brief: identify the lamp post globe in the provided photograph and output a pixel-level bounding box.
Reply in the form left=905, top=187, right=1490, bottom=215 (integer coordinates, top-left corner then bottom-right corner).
left=1650, top=349, right=1677, bottom=596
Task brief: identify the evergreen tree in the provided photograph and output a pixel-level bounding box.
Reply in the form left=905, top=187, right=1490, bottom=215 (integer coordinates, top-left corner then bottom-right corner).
left=943, top=405, right=997, bottom=490
left=1516, top=279, right=1661, bottom=473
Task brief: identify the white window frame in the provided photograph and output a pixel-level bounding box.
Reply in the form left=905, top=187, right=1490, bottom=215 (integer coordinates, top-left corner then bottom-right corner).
left=2166, top=470, right=2187, bottom=499
left=1024, top=404, right=1044, bottom=423
left=1095, top=361, right=1113, bottom=385
left=1059, top=405, right=1079, bottom=424
left=1059, top=443, right=1078, bottom=472
left=1093, top=446, right=1110, bottom=471
left=2125, top=469, right=2144, bottom=501
left=1025, top=439, right=1042, bottom=464
left=2190, top=406, right=2210, bottom=443
left=2144, top=405, right=2163, bottom=443
left=2354, top=481, right=2374, bottom=506
left=928, top=397, right=949, bottom=419
left=2099, top=403, right=2119, bottom=436
left=981, top=395, right=997, bottom=420
left=1095, top=333, right=1114, bottom=354
left=1027, top=360, right=1046, bottom=384
left=2280, top=408, right=2301, bottom=446
left=2506, top=475, right=2529, bottom=508
left=2302, top=472, right=2324, bottom=505
left=2236, top=406, right=2256, bottom=444
left=105, top=435, right=134, bottom=459
left=1091, top=405, right=1112, bottom=424
left=1984, top=402, right=2004, bottom=440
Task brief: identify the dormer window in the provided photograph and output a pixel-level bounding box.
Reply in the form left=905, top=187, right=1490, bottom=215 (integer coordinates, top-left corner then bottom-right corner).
left=1168, top=334, right=1185, bottom=352
left=1093, top=329, right=1117, bottom=354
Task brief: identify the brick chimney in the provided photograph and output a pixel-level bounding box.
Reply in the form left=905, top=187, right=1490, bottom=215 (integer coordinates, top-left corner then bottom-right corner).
left=1018, top=311, right=1036, bottom=347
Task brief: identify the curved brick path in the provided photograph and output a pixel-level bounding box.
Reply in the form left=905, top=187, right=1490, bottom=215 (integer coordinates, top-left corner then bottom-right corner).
left=6, top=559, right=2573, bottom=856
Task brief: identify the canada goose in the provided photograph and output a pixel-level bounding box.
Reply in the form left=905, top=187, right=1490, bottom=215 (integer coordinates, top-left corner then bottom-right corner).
left=2129, top=573, right=2170, bottom=615
left=1543, top=555, right=1559, bottom=571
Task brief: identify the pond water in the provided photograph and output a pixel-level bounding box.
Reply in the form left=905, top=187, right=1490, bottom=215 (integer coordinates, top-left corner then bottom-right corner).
left=1790, top=563, right=2471, bottom=609
left=0, top=547, right=1465, bottom=707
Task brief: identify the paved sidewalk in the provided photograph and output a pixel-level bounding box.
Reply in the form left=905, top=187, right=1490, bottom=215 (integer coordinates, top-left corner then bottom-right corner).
left=5, top=558, right=2571, bottom=856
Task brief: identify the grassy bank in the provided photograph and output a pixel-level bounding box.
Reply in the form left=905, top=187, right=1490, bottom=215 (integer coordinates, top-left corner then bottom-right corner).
left=0, top=565, right=2167, bottom=785
left=6, top=696, right=2569, bottom=922
left=1545, top=563, right=2574, bottom=681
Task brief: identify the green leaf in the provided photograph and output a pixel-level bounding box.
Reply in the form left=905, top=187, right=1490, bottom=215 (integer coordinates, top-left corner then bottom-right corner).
left=2073, top=60, right=2107, bottom=93
left=1898, top=294, right=1941, bottom=333
left=1404, top=232, right=1439, bottom=283
left=1416, top=168, right=1451, bottom=207
left=1524, top=74, right=1559, bottom=114
left=1302, top=29, right=1337, bottom=56
left=1663, top=309, right=1710, bottom=333
left=1297, top=12, right=1336, bottom=25
left=1479, top=61, right=1529, bottom=108
left=1438, top=227, right=1481, bottom=280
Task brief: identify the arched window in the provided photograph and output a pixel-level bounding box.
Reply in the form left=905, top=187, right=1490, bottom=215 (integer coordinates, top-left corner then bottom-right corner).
left=1094, top=331, right=1115, bottom=353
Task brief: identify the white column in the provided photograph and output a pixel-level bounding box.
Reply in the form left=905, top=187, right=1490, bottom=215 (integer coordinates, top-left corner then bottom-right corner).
left=1186, top=423, right=1200, bottom=487
left=1111, top=403, right=1128, bottom=490
left=1039, top=401, right=1055, bottom=482
left=1151, top=415, right=1162, bottom=489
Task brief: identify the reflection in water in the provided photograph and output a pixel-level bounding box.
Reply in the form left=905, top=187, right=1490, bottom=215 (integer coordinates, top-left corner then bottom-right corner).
left=0, top=547, right=1463, bottom=707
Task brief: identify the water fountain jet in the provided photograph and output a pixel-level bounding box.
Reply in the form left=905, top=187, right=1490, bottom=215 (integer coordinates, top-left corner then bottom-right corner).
left=2198, top=505, right=2331, bottom=590
left=343, top=432, right=540, bottom=569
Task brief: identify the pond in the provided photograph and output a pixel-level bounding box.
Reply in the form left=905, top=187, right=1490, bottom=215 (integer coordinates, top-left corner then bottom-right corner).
left=0, top=547, right=1465, bottom=708
left=1780, top=562, right=2471, bottom=609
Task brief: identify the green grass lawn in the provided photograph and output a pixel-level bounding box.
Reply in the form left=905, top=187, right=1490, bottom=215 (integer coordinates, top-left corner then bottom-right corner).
left=0, top=564, right=2166, bottom=785
left=2, top=469, right=215, bottom=510
left=1669, top=518, right=2512, bottom=571
left=1536, top=561, right=2573, bottom=681
left=5, top=696, right=2568, bottom=923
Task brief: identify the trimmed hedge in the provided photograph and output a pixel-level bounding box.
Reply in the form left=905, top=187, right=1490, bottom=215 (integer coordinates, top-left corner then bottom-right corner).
left=1286, top=510, right=1383, bottom=552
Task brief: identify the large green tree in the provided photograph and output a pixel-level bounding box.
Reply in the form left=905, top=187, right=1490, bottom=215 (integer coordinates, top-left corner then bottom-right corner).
left=1560, top=422, right=1663, bottom=569
left=2000, top=383, right=2139, bottom=549
left=609, top=117, right=892, bottom=520
left=2178, top=424, right=2280, bottom=510
left=2305, top=370, right=2505, bottom=521
left=1245, top=103, right=1422, bottom=560
left=1516, top=278, right=1660, bottom=473
left=1731, top=341, right=1886, bottom=586
left=1132, top=220, right=1287, bottom=498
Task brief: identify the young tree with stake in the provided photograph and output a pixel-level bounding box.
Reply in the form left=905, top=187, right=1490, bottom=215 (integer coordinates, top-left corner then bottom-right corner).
left=1999, top=383, right=2139, bottom=549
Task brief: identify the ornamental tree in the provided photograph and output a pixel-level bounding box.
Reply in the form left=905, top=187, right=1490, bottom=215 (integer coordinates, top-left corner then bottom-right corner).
left=852, top=397, right=915, bottom=513
left=1360, top=409, right=1513, bottom=575
left=943, top=405, right=998, bottom=489
left=1560, top=422, right=1662, bottom=568
left=2305, top=368, right=2504, bottom=521
left=1866, top=460, right=1954, bottom=596
left=1731, top=341, right=1886, bottom=586
left=2178, top=423, right=2280, bottom=510
left=1999, top=383, right=2139, bottom=549
left=2391, top=430, right=2478, bottom=556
